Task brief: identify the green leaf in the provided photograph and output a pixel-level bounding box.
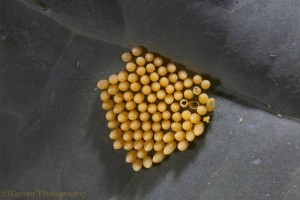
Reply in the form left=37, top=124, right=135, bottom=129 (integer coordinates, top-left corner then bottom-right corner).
left=0, top=0, right=299, bottom=199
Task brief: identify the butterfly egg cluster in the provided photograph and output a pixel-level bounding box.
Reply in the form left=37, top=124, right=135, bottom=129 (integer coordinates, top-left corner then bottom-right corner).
left=97, top=46, right=216, bottom=171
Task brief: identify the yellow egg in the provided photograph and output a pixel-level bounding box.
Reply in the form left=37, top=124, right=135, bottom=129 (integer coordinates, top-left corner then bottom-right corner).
left=162, top=120, right=171, bottom=130
left=136, top=56, right=146, bottom=66
left=197, top=105, right=207, bottom=115
left=152, top=151, right=165, bottom=163
left=193, top=75, right=202, bottom=84
left=159, top=77, right=169, bottom=87
left=192, top=86, right=201, bottom=95
left=120, top=121, right=131, bottom=131
left=97, top=79, right=109, bottom=90
left=152, top=112, right=162, bottom=122
left=128, top=109, right=138, bottom=121
left=170, top=102, right=180, bottom=112
left=175, top=131, right=186, bottom=141
left=183, top=78, right=193, bottom=88
left=145, top=52, right=154, bottom=62
left=157, top=89, right=166, bottom=100
left=119, top=81, right=130, bottom=92
left=108, top=120, right=119, bottom=129
left=152, top=122, right=161, bottom=132
left=132, top=159, right=143, bottom=171
left=118, top=71, right=128, bottom=82
left=136, top=66, right=146, bottom=76
left=183, top=89, right=194, bottom=99
left=102, top=100, right=115, bottom=110
left=132, top=46, right=143, bottom=56
left=140, top=74, right=150, bottom=85
left=137, top=102, right=148, bottom=112
left=141, top=85, right=152, bottom=95
left=133, top=129, right=143, bottom=140
left=177, top=140, right=189, bottom=151
left=137, top=148, right=147, bottom=159
left=105, top=110, right=116, bottom=121
left=178, top=70, right=188, bottom=80
left=165, top=94, right=174, bottom=104
left=126, top=150, right=137, bottom=163
left=126, top=62, right=137, bottom=72
left=182, top=120, right=193, bottom=130
left=157, top=66, right=168, bottom=76
left=147, top=104, right=157, bottom=114
left=133, top=93, right=145, bottom=104
left=201, top=80, right=211, bottom=90
left=123, top=141, right=133, bottom=150
left=182, top=110, right=191, bottom=121
left=150, top=72, right=159, bottom=82
left=154, top=131, right=164, bottom=141
left=144, top=140, right=154, bottom=152
left=163, top=141, right=177, bottom=155
left=174, top=81, right=184, bottom=91
left=130, top=120, right=141, bottom=130
left=171, top=122, right=182, bottom=132
left=199, top=93, right=209, bottom=104
left=100, top=91, right=110, bottom=102
left=107, top=85, right=119, bottom=95
left=157, top=101, right=167, bottom=112
left=121, top=52, right=133, bottom=62
left=194, top=122, right=204, bottom=136
left=165, top=84, right=175, bottom=94
left=146, top=63, right=156, bottom=73
left=134, top=140, right=144, bottom=150
left=186, top=130, right=195, bottom=141
left=147, top=93, right=157, bottom=103
left=113, top=93, right=124, bottom=103
left=109, top=74, right=118, bottom=85
left=113, top=138, right=124, bottom=150
left=117, top=111, right=128, bottom=123
left=143, top=130, right=154, bottom=141
left=113, top=102, right=125, bottom=114
left=125, top=101, right=137, bottom=111
left=206, top=98, right=216, bottom=112
left=167, top=63, right=177, bottom=73
left=109, top=128, right=123, bottom=139
left=151, top=82, right=161, bottom=92
left=154, top=141, right=166, bottom=151
left=130, top=82, right=141, bottom=92
left=128, top=73, right=139, bottom=83
left=162, top=110, right=171, bottom=120
left=123, top=91, right=134, bottom=101
left=124, top=139, right=134, bottom=151
left=142, top=121, right=152, bottom=131
left=153, top=56, right=163, bottom=66
left=168, top=73, right=178, bottom=83
left=190, top=113, right=201, bottom=123
left=172, top=112, right=182, bottom=122
left=143, top=156, right=153, bottom=168
left=163, top=132, right=175, bottom=143
left=123, top=130, right=133, bottom=141
left=139, top=112, right=150, bottom=121
left=174, top=91, right=183, bottom=101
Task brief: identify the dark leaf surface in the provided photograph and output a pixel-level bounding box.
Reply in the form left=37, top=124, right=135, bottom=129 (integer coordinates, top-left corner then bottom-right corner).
left=0, top=0, right=299, bottom=200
